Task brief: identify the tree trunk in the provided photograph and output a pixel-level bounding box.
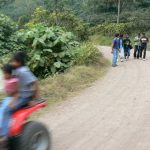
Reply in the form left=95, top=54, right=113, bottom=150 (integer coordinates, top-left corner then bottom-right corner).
left=117, top=0, right=121, bottom=24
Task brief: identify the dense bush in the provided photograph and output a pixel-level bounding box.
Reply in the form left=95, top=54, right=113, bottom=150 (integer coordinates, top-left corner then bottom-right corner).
left=0, top=0, right=150, bottom=30
left=29, top=7, right=89, bottom=41
left=17, top=24, right=79, bottom=78
left=73, top=42, right=103, bottom=66
left=90, top=23, right=132, bottom=36
left=0, top=14, right=24, bottom=56
left=0, top=13, right=104, bottom=79
left=0, top=0, right=45, bottom=21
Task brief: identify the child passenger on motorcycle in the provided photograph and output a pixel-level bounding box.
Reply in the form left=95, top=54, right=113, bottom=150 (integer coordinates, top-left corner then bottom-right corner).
left=0, top=52, right=39, bottom=147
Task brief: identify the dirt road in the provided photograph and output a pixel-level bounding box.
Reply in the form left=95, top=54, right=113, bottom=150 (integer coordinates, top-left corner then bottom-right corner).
left=41, top=46, right=150, bottom=150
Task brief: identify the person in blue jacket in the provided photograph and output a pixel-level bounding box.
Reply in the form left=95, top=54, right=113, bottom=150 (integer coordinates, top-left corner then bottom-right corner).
left=111, top=33, right=120, bottom=67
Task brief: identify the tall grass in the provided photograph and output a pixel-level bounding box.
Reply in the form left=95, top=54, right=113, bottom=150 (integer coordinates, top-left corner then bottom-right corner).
left=73, top=42, right=104, bottom=66
left=90, top=34, right=112, bottom=46
left=40, top=43, right=110, bottom=106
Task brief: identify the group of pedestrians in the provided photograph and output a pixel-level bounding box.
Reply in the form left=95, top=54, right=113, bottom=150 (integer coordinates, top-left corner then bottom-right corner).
left=111, top=33, right=149, bottom=67
left=134, top=33, right=149, bottom=60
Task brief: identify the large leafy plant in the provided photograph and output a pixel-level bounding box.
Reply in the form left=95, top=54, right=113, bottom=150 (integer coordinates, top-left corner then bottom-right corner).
left=17, top=24, right=79, bottom=78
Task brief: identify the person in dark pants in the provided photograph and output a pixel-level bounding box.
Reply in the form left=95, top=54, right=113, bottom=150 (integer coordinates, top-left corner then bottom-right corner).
left=123, top=35, right=132, bottom=60
left=140, top=33, right=149, bottom=60
left=134, top=33, right=140, bottom=59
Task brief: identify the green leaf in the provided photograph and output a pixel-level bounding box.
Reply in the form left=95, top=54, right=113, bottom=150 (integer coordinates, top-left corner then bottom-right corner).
left=51, top=66, right=56, bottom=74
left=54, top=61, right=62, bottom=68
left=43, top=49, right=52, bottom=52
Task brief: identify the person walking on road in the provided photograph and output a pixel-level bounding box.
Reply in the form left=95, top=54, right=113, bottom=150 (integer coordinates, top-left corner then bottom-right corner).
left=134, top=33, right=140, bottom=59
left=123, top=35, right=132, bottom=60
left=119, top=34, right=124, bottom=62
left=111, top=33, right=120, bottom=67
left=140, top=33, right=149, bottom=60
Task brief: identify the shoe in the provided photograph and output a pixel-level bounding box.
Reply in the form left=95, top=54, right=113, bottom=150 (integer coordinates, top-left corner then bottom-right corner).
left=143, top=59, right=146, bottom=61
left=112, top=64, right=118, bottom=67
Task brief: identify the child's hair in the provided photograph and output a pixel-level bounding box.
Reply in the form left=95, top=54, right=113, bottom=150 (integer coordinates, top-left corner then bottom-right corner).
left=2, top=64, right=13, bottom=74
left=13, top=51, right=27, bottom=66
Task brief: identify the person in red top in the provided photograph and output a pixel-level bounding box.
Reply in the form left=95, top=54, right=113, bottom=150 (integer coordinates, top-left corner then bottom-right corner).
left=0, top=52, right=40, bottom=149
left=0, top=64, right=19, bottom=149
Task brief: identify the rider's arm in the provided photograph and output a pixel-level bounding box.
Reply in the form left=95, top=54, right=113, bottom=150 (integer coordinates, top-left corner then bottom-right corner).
left=111, top=40, right=114, bottom=53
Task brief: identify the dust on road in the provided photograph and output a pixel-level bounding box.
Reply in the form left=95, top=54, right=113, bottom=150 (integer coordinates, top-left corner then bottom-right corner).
left=40, top=46, right=150, bottom=150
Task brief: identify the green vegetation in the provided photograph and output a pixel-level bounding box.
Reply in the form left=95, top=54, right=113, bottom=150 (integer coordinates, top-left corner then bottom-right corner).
left=41, top=65, right=107, bottom=105
left=0, top=14, right=22, bottom=55
left=17, top=24, right=78, bottom=78
left=0, top=0, right=150, bottom=30
left=0, top=11, right=108, bottom=80
left=30, top=7, right=89, bottom=41
left=90, top=35, right=112, bottom=46
left=0, top=9, right=110, bottom=105
left=40, top=47, right=109, bottom=106
left=90, top=23, right=132, bottom=36
left=73, top=43, right=103, bottom=66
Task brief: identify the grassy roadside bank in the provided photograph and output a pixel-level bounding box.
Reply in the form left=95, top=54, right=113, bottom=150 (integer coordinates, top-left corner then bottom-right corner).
left=40, top=53, right=110, bottom=107
left=0, top=46, right=110, bottom=109
left=90, top=35, right=112, bottom=46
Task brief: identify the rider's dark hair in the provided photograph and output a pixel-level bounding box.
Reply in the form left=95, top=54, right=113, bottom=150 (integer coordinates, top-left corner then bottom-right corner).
left=2, top=64, right=13, bottom=74
left=13, top=51, right=27, bottom=66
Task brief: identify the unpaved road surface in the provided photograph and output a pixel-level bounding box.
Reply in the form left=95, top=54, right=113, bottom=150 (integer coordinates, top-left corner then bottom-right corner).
left=41, top=46, right=150, bottom=150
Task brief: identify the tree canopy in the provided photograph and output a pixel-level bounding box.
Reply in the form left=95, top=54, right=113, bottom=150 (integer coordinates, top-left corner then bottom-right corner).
left=0, top=0, right=150, bottom=29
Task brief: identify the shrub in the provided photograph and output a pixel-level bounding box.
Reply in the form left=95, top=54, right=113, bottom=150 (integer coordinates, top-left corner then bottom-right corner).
left=73, top=42, right=103, bottom=66
left=0, top=14, right=23, bottom=55
left=17, top=24, right=79, bottom=78
left=30, top=7, right=89, bottom=41
left=90, top=23, right=132, bottom=36
left=90, top=34, right=112, bottom=46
